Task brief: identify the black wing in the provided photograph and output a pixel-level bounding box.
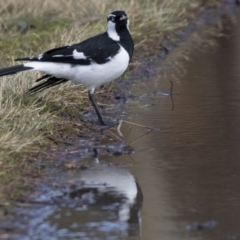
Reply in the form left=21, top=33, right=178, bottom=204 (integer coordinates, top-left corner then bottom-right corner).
left=16, top=33, right=120, bottom=65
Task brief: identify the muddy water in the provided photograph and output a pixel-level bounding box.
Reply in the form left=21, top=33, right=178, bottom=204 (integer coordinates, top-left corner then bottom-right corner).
left=3, top=8, right=240, bottom=240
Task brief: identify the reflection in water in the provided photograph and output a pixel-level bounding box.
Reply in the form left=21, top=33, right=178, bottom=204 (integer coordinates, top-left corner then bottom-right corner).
left=1, top=161, right=143, bottom=239
left=48, top=163, right=143, bottom=239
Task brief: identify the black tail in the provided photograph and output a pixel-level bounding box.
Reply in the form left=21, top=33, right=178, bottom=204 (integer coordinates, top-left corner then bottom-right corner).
left=0, top=65, right=33, bottom=77
left=0, top=65, right=69, bottom=94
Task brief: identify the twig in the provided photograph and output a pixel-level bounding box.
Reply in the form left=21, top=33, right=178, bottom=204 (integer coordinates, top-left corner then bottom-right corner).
left=100, top=121, right=119, bottom=131
left=122, top=120, right=156, bottom=130
left=54, top=120, right=83, bottom=127
left=46, top=135, right=59, bottom=145
left=125, top=127, right=132, bottom=141
left=108, top=129, right=123, bottom=141
left=117, top=119, right=124, bottom=140
left=170, top=80, right=175, bottom=111
left=128, top=129, right=153, bottom=145
left=46, top=135, right=73, bottom=145
left=170, top=80, right=173, bottom=94
left=134, top=147, right=154, bottom=153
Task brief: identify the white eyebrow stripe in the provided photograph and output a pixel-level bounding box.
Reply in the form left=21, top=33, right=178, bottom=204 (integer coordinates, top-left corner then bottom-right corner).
left=107, top=14, right=116, bottom=18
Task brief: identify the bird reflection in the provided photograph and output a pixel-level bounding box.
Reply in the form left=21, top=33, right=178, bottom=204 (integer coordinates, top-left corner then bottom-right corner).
left=1, top=155, right=143, bottom=240
left=46, top=153, right=143, bottom=239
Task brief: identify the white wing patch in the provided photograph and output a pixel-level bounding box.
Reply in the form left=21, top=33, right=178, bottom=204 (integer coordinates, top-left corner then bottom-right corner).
left=51, top=50, right=87, bottom=60
left=72, top=50, right=87, bottom=59
left=37, top=53, right=44, bottom=60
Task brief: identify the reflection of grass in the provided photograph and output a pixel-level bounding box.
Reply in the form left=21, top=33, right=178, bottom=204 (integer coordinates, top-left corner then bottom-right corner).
left=0, top=0, right=221, bottom=203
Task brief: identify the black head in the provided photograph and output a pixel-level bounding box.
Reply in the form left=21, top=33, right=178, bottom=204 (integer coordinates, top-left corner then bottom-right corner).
left=107, top=10, right=128, bottom=31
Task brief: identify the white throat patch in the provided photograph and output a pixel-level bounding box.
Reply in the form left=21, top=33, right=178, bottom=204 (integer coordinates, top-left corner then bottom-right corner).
left=107, top=21, right=120, bottom=41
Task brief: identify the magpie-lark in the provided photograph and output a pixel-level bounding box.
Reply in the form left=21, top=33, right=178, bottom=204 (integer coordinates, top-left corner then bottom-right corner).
left=0, top=10, right=134, bottom=125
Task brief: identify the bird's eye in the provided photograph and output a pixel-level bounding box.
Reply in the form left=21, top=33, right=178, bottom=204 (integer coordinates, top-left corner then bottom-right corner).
left=111, top=16, right=115, bottom=22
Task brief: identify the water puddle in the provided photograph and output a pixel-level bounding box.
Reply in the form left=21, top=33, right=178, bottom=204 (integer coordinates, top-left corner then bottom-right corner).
left=1, top=3, right=240, bottom=240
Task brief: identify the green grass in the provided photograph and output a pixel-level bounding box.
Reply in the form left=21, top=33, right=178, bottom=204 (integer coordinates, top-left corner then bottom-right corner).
left=0, top=0, right=223, bottom=204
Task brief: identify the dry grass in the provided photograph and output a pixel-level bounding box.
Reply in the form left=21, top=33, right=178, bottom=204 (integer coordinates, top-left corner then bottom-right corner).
left=0, top=0, right=222, bottom=200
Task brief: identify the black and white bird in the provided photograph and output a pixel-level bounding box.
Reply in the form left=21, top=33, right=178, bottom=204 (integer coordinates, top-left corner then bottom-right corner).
left=0, top=10, right=134, bottom=125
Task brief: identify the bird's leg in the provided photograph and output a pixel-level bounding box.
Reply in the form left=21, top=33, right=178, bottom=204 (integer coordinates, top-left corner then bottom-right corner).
left=88, top=89, right=105, bottom=125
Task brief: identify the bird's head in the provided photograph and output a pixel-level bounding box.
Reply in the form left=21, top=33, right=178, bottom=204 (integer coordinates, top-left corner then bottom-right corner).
left=107, top=11, right=129, bottom=41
